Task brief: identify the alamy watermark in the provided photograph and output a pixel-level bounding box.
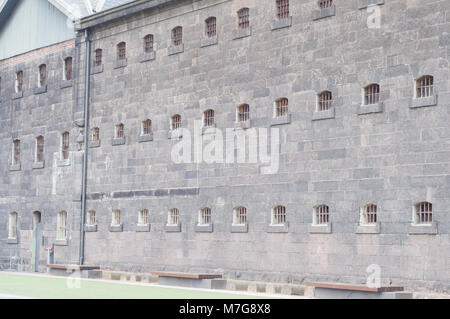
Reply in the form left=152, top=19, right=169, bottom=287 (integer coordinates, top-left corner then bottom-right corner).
left=170, top=121, right=280, bottom=174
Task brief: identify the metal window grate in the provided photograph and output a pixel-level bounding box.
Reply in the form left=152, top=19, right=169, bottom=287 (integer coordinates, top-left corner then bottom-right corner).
left=36, top=136, right=44, bottom=163
left=237, top=104, right=250, bottom=122
left=8, top=212, right=17, bottom=239
left=16, top=71, right=23, bottom=92
left=57, top=211, right=67, bottom=240
left=65, top=57, right=72, bottom=81
left=233, top=207, right=247, bottom=225
left=142, top=119, right=152, bottom=135
left=95, top=49, right=102, bottom=66
left=318, top=91, right=332, bottom=111
left=112, top=210, right=121, bottom=226
left=316, top=205, right=329, bottom=225
left=319, top=0, right=333, bottom=9
left=39, top=64, right=46, bottom=87
left=205, top=17, right=216, bottom=38
left=116, top=124, right=124, bottom=138
left=61, top=132, right=69, bottom=160
left=91, top=127, right=99, bottom=141
left=203, top=109, right=215, bottom=127
left=272, top=206, right=286, bottom=225
left=13, top=139, right=20, bottom=165
left=365, top=204, right=377, bottom=224
left=277, top=0, right=290, bottom=20
left=416, top=202, right=432, bottom=224
left=117, top=42, right=126, bottom=60
left=144, top=34, right=154, bottom=53
left=416, top=75, right=433, bottom=98
left=238, top=8, right=250, bottom=29
left=200, top=207, right=211, bottom=225
left=364, top=84, right=380, bottom=105
left=139, top=209, right=149, bottom=225
left=275, top=98, right=289, bottom=117
left=87, top=210, right=96, bottom=226
left=172, top=115, right=181, bottom=130
left=172, top=27, right=183, bottom=46
left=168, top=208, right=180, bottom=225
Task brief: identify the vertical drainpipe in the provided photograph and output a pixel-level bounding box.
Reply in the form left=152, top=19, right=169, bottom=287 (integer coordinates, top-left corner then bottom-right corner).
left=80, top=28, right=91, bottom=266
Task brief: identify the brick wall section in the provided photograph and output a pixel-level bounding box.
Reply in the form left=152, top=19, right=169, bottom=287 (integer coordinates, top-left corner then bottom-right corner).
left=0, top=0, right=449, bottom=292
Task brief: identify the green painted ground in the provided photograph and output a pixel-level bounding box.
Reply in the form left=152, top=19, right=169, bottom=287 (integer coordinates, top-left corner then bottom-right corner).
left=0, top=273, right=263, bottom=299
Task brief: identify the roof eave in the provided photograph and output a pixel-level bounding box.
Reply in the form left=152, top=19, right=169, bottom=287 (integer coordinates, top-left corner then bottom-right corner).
left=0, top=0, right=19, bottom=30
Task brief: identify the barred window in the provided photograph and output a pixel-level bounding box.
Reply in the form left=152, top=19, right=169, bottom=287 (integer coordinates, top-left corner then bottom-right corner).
left=144, top=34, right=154, bottom=53
left=364, top=84, right=380, bottom=105
left=171, top=114, right=181, bottom=130
left=414, top=202, right=432, bottom=225
left=416, top=75, right=433, bottom=98
left=238, top=8, right=250, bottom=29
left=275, top=98, right=288, bottom=117
left=87, top=210, right=96, bottom=226
left=272, top=205, right=286, bottom=225
left=199, top=207, right=212, bottom=225
left=138, top=209, right=149, bottom=226
left=233, top=206, right=247, bottom=225
left=61, top=132, right=70, bottom=160
left=12, top=139, right=20, bottom=165
left=237, top=104, right=250, bottom=122
left=319, top=0, right=333, bottom=9
left=142, top=119, right=152, bottom=135
left=117, top=42, right=126, bottom=61
left=115, top=123, right=124, bottom=138
left=276, top=0, right=289, bottom=20
left=112, top=210, right=121, bottom=226
left=314, top=205, right=329, bottom=225
left=361, top=204, right=377, bottom=225
left=318, top=91, right=332, bottom=111
left=203, top=109, right=215, bottom=127
left=90, top=127, right=100, bottom=141
left=168, top=208, right=180, bottom=225
left=205, top=17, right=216, bottom=38
left=57, top=211, right=67, bottom=240
left=35, top=136, right=44, bottom=163
left=38, top=64, right=47, bottom=87
left=8, top=212, right=17, bottom=239
left=64, top=57, right=73, bottom=81
left=15, top=71, right=23, bottom=92
left=94, top=49, right=102, bottom=67
left=172, top=26, right=183, bottom=46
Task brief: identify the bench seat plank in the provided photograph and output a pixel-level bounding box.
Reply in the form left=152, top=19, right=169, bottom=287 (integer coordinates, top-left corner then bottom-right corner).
left=46, top=264, right=100, bottom=271
left=152, top=271, right=222, bottom=280
left=306, top=281, right=403, bottom=293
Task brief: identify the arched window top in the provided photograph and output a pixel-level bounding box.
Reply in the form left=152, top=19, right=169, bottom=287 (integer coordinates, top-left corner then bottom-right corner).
left=142, top=119, right=152, bottom=135
left=416, top=75, right=434, bottom=98
left=233, top=206, right=247, bottom=225
left=138, top=209, right=149, bottom=226
left=171, top=114, right=181, bottom=130
left=172, top=26, right=183, bottom=46
left=199, top=207, right=212, bottom=225
left=15, top=70, right=23, bottom=93
left=205, top=17, right=217, bottom=38
left=144, top=34, right=154, bottom=53
left=32, top=211, right=41, bottom=229
left=364, top=83, right=380, bottom=105
left=317, top=91, right=332, bottom=111
left=117, top=42, right=126, bottom=60
left=168, top=208, right=180, bottom=226
left=203, top=109, right=214, bottom=127
left=318, top=0, right=333, bottom=9
left=276, top=0, right=290, bottom=20
left=237, top=8, right=250, bottom=29
left=237, top=104, right=250, bottom=122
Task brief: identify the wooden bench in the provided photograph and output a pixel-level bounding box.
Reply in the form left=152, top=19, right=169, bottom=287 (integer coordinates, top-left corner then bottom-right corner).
left=152, top=271, right=225, bottom=289
left=306, top=281, right=410, bottom=299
